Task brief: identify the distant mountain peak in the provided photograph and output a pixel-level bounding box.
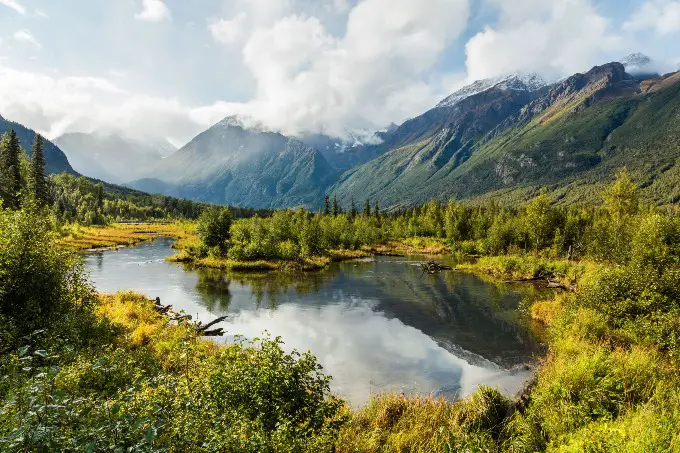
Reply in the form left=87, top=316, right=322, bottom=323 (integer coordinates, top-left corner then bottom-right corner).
left=436, top=73, right=549, bottom=109
left=620, top=52, right=658, bottom=77
left=216, top=115, right=271, bottom=134
left=622, top=52, right=651, bottom=67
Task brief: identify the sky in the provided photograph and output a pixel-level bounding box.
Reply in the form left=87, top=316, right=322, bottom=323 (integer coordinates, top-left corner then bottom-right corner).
left=0, top=0, right=678, bottom=147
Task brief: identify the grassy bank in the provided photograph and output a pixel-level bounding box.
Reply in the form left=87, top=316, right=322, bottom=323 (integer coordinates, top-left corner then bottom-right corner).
left=337, top=261, right=680, bottom=452
left=58, top=222, right=193, bottom=251
left=457, top=254, right=601, bottom=286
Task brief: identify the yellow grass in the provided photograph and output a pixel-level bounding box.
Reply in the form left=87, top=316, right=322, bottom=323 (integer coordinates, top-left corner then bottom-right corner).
left=59, top=222, right=193, bottom=251
left=364, top=237, right=451, bottom=256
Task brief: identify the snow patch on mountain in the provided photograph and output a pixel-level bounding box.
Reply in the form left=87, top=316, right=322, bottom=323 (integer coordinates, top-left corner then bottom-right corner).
left=436, top=73, right=549, bottom=109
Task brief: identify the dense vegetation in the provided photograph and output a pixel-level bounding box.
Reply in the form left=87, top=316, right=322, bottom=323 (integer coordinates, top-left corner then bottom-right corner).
left=184, top=169, right=662, bottom=276
left=2, top=136, right=680, bottom=451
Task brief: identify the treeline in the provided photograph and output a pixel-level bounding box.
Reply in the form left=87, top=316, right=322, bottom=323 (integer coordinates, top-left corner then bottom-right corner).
left=0, top=129, right=264, bottom=225
left=51, top=173, right=263, bottom=225
left=189, top=169, right=670, bottom=267
left=0, top=130, right=50, bottom=210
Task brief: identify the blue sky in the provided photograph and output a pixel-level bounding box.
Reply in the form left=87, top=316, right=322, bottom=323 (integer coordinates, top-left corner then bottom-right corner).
left=0, top=0, right=678, bottom=146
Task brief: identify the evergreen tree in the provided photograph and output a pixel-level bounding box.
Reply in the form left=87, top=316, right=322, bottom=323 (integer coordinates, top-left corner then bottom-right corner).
left=363, top=199, right=371, bottom=217
left=373, top=200, right=380, bottom=219
left=29, top=134, right=49, bottom=207
left=350, top=198, right=358, bottom=218
left=0, top=130, right=23, bottom=209
left=95, top=183, right=105, bottom=223
left=332, top=194, right=339, bottom=217
left=323, top=195, right=331, bottom=216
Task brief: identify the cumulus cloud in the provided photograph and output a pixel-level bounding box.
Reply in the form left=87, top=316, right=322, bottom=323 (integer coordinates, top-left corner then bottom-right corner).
left=135, top=0, right=170, bottom=23
left=211, top=0, right=470, bottom=137
left=13, top=29, right=41, bottom=48
left=0, top=0, right=25, bottom=15
left=209, top=13, right=248, bottom=45
left=624, top=0, right=680, bottom=36
left=464, top=0, right=623, bottom=82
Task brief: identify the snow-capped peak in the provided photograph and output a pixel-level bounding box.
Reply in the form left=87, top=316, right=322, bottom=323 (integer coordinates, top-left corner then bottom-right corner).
left=436, top=73, right=549, bottom=109
left=620, top=53, right=658, bottom=77
left=216, top=115, right=270, bottom=133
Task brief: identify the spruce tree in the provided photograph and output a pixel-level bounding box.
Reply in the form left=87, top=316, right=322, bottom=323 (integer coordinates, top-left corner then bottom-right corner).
left=350, top=198, right=358, bottom=218
left=29, top=134, right=49, bottom=207
left=332, top=194, right=339, bottom=217
left=95, top=183, right=105, bottom=223
left=363, top=199, right=371, bottom=217
left=323, top=195, right=331, bottom=216
left=373, top=200, right=380, bottom=219
left=0, top=130, right=23, bottom=209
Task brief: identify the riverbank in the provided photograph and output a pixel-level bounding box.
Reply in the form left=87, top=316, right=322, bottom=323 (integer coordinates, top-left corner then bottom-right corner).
left=58, top=222, right=193, bottom=251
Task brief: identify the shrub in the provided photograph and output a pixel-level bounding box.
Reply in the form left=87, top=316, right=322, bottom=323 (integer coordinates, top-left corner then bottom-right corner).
left=196, top=206, right=232, bottom=250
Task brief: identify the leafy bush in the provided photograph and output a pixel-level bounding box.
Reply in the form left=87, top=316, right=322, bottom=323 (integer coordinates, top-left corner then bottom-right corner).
left=0, top=208, right=95, bottom=336
left=196, top=206, right=232, bottom=250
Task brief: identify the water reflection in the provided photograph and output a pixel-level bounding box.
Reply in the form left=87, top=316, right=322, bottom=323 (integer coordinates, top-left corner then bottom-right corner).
left=83, top=237, right=542, bottom=406
left=195, top=270, right=232, bottom=312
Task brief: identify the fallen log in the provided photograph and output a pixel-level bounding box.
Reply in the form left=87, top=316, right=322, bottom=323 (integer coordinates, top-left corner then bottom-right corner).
left=420, top=261, right=454, bottom=274
left=150, top=298, right=227, bottom=336
left=154, top=304, right=173, bottom=314
left=197, top=316, right=228, bottom=333
left=202, top=328, right=225, bottom=337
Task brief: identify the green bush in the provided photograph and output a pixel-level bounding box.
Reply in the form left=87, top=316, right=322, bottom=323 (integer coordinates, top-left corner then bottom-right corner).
left=196, top=206, right=232, bottom=250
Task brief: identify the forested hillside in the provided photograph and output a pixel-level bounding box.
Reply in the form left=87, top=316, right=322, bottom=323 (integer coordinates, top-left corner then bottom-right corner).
left=0, top=115, right=75, bottom=175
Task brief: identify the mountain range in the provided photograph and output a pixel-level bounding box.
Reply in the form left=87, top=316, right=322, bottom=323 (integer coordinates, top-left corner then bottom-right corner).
left=2, top=53, right=679, bottom=210
left=54, top=133, right=176, bottom=184
left=129, top=117, right=337, bottom=209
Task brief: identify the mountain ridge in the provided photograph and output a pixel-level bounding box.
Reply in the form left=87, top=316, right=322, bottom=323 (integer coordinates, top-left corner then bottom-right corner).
left=0, top=115, right=76, bottom=175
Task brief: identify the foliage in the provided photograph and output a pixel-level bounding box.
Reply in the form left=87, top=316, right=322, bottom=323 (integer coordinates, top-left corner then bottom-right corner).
left=196, top=206, right=232, bottom=250
left=28, top=134, right=50, bottom=208
left=0, top=131, right=23, bottom=209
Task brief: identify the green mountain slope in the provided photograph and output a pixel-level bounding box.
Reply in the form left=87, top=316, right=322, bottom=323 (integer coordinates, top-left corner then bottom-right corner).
left=128, top=117, right=337, bottom=209
left=332, top=63, right=680, bottom=207
left=0, top=115, right=76, bottom=175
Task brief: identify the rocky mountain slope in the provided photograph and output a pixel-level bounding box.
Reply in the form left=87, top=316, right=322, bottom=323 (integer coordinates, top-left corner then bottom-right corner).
left=54, top=133, right=175, bottom=184
left=0, top=115, right=76, bottom=175
left=331, top=62, right=680, bottom=207
left=128, top=117, right=337, bottom=209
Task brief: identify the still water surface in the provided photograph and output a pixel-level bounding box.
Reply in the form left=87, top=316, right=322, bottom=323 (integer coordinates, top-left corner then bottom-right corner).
left=84, top=237, right=543, bottom=405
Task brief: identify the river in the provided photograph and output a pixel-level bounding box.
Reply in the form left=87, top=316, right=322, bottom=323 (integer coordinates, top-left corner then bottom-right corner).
left=83, top=237, right=544, bottom=406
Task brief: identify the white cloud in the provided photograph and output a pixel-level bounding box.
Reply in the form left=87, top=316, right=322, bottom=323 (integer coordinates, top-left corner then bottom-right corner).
left=0, top=0, right=25, bottom=15
left=135, top=0, right=170, bottom=23
left=13, top=29, right=41, bottom=48
left=212, top=0, right=470, bottom=137
left=0, top=65, right=234, bottom=147
left=624, top=0, right=680, bottom=36
left=464, top=0, right=623, bottom=82
left=209, top=13, right=248, bottom=45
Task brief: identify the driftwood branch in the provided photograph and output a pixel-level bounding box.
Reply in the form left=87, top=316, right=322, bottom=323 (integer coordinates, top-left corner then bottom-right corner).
left=421, top=261, right=454, bottom=274
left=197, top=316, right=228, bottom=333
left=150, top=298, right=227, bottom=336
left=202, top=328, right=225, bottom=336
